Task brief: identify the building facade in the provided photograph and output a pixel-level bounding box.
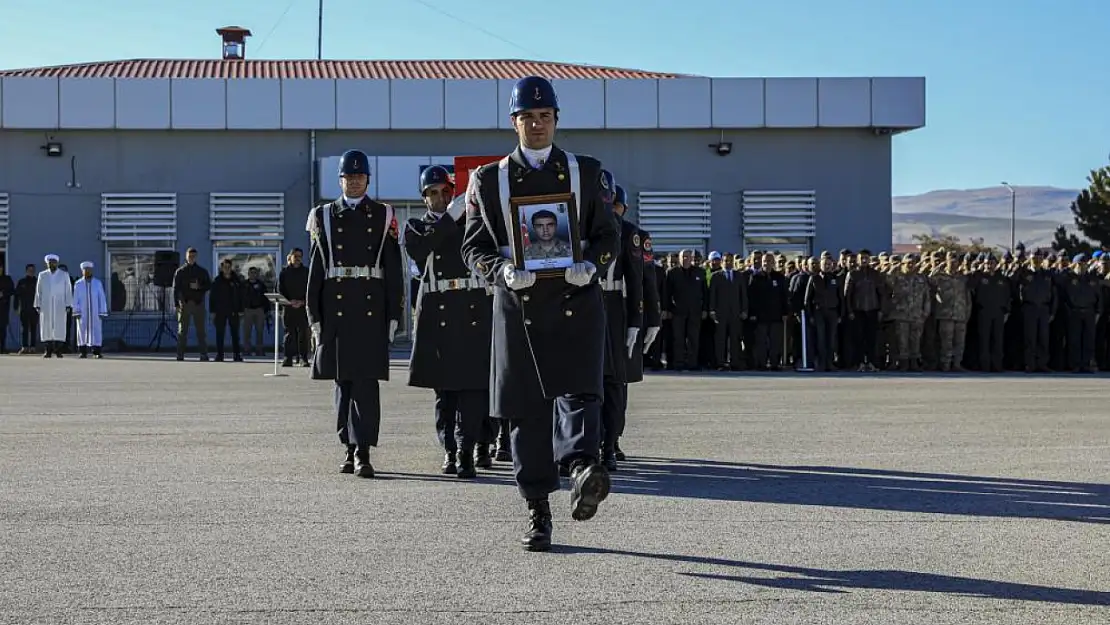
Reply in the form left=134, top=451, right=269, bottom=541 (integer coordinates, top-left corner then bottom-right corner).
left=0, top=52, right=925, bottom=347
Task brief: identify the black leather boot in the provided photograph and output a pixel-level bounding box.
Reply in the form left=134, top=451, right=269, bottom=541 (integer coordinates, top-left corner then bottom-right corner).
left=43, top=342, right=54, bottom=358
left=475, top=444, right=493, bottom=469
left=495, top=422, right=512, bottom=462
left=354, top=446, right=374, bottom=478
left=441, top=452, right=457, bottom=475
left=457, top=446, right=477, bottom=479
left=54, top=342, right=63, bottom=358
left=340, top=445, right=355, bottom=474
left=93, top=347, right=103, bottom=359
left=601, top=448, right=618, bottom=472
left=521, top=498, right=552, bottom=552
left=79, top=346, right=88, bottom=359
left=570, top=461, right=611, bottom=521
left=614, top=441, right=626, bottom=461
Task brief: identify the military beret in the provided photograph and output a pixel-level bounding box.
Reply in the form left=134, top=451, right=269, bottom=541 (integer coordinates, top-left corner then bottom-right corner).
left=903, top=254, right=917, bottom=262
left=976, top=253, right=987, bottom=261
left=858, top=248, right=872, bottom=256
left=1073, top=253, right=1087, bottom=263
left=819, top=250, right=832, bottom=258
left=1032, top=249, right=1044, bottom=257
left=1046, top=253, right=1057, bottom=261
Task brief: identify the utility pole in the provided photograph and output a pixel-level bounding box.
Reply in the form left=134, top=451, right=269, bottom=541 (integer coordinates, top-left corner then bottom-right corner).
left=316, top=0, right=324, bottom=60
left=1001, top=182, right=1016, bottom=252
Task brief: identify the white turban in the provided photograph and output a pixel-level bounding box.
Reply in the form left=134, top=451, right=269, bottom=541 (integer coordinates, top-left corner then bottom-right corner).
left=80, top=261, right=94, bottom=270
left=45, top=254, right=59, bottom=262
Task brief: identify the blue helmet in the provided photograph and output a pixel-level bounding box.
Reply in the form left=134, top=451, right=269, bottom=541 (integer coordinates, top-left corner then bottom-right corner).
left=599, top=169, right=616, bottom=203
left=420, top=165, right=453, bottom=195
left=338, top=150, right=370, bottom=176
left=613, top=184, right=627, bottom=206
left=509, top=76, right=559, bottom=116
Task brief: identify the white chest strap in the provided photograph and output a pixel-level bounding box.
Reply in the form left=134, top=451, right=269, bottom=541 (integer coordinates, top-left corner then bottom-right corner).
left=497, top=152, right=580, bottom=259
left=319, top=202, right=394, bottom=273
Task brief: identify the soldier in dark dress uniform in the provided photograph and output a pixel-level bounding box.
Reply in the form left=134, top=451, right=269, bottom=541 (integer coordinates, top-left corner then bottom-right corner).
left=598, top=181, right=644, bottom=470
left=405, top=165, right=494, bottom=478
left=305, top=149, right=405, bottom=479
left=461, top=75, right=620, bottom=552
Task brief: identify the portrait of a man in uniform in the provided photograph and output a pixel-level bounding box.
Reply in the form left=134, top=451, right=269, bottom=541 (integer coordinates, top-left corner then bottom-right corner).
left=520, top=204, right=574, bottom=270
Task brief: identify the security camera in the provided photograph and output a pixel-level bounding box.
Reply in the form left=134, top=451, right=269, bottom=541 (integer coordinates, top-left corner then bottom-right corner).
left=711, top=142, right=732, bottom=156
left=42, top=141, right=63, bottom=157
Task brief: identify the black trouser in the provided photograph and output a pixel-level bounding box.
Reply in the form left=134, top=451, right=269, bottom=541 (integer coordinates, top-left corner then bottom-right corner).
left=600, top=378, right=627, bottom=452
left=753, top=320, right=784, bottom=368
left=671, top=313, right=701, bottom=369
left=1067, top=309, right=1097, bottom=371
left=20, top=312, right=38, bottom=348
left=714, top=315, right=743, bottom=368
left=812, top=309, right=839, bottom=371
left=213, top=313, right=241, bottom=356
left=0, top=313, right=9, bottom=352
left=511, top=393, right=600, bottom=500
left=839, top=316, right=856, bottom=368
left=660, top=318, right=674, bottom=368
left=435, top=389, right=486, bottom=454
left=335, top=379, right=381, bottom=447
left=852, top=310, right=880, bottom=366
left=977, top=312, right=1005, bottom=371
left=1021, top=304, right=1050, bottom=370
left=283, top=307, right=310, bottom=360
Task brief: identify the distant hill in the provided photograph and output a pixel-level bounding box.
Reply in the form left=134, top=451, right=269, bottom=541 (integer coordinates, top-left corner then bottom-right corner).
left=892, top=186, right=1078, bottom=249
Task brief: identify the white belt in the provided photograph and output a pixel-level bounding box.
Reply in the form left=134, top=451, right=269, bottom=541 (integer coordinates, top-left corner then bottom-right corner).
left=327, top=266, right=382, bottom=279
left=600, top=279, right=624, bottom=292
left=425, top=278, right=486, bottom=292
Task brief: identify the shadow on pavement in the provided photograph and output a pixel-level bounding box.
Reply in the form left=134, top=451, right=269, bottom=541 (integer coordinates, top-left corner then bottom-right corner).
left=613, top=457, right=1110, bottom=523
left=557, top=546, right=1110, bottom=606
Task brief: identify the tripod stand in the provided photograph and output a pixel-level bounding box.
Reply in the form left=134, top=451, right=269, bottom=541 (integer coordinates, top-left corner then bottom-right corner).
left=148, top=286, right=177, bottom=351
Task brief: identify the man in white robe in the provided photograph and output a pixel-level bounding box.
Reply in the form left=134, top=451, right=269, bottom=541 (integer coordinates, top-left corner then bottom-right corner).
left=73, top=261, right=109, bottom=359
left=34, top=254, right=74, bottom=358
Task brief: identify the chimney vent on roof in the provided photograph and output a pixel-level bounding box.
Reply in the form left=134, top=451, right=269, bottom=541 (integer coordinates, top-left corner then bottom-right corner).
left=216, top=26, right=252, bottom=60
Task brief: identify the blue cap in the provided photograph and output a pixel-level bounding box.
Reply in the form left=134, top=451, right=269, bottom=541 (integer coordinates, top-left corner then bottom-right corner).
left=1072, top=253, right=1087, bottom=263
left=1093, top=251, right=1103, bottom=259
left=708, top=251, right=722, bottom=261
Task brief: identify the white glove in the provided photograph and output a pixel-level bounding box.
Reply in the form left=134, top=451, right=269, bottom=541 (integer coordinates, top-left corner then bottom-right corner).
left=446, top=194, right=467, bottom=221
left=311, top=322, right=321, bottom=344
left=502, top=265, right=536, bottom=291
left=642, top=326, right=660, bottom=353
left=625, top=327, right=639, bottom=359
left=564, top=261, right=596, bottom=287
left=388, top=319, right=398, bottom=343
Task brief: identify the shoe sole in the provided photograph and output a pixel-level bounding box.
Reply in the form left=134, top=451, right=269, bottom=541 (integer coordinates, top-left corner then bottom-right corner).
left=523, top=540, right=551, bottom=552
left=356, top=466, right=374, bottom=478
left=340, top=464, right=354, bottom=474
left=571, top=468, right=611, bottom=521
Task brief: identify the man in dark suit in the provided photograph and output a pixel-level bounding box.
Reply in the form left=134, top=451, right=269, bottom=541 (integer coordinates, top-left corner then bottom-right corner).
left=461, top=75, right=619, bottom=552
left=709, top=253, right=748, bottom=370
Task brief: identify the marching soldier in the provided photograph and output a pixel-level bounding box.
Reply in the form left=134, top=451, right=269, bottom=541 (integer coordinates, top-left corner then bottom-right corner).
left=405, top=165, right=493, bottom=478
left=306, top=149, right=405, bottom=479
left=598, top=178, right=644, bottom=471
left=461, top=75, right=619, bottom=552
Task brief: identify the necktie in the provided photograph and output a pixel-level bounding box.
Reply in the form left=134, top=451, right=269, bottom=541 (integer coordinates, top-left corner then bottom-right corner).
left=727, top=270, right=732, bottom=281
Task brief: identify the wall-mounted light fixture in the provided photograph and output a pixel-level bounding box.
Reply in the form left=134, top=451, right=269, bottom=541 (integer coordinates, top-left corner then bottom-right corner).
left=41, top=141, right=63, bottom=157
left=711, top=142, right=732, bottom=156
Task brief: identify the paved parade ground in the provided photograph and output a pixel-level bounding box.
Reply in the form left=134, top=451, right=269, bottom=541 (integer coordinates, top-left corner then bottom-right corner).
left=1, top=355, right=1108, bottom=624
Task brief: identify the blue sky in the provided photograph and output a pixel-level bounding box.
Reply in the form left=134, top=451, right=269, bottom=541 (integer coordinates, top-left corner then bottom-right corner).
left=1, top=0, right=1104, bottom=196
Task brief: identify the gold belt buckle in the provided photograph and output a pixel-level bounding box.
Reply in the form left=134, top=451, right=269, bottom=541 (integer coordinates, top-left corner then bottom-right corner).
left=447, top=279, right=461, bottom=290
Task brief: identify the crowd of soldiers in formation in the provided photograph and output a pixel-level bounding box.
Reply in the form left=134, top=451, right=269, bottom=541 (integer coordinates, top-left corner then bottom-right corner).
left=650, top=246, right=1108, bottom=374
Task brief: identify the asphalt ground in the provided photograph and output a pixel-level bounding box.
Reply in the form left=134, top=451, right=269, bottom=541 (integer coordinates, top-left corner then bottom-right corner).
left=1, top=354, right=1108, bottom=624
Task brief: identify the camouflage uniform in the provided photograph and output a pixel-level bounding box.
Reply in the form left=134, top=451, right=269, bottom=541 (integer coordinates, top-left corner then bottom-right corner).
left=886, top=257, right=932, bottom=370
left=930, top=259, right=971, bottom=371
left=526, top=239, right=573, bottom=260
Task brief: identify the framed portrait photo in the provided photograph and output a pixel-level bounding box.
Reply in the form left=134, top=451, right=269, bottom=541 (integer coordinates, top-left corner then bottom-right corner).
left=508, top=192, right=582, bottom=278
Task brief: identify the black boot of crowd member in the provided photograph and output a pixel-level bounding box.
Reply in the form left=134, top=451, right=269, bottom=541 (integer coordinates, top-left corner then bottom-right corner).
left=441, top=452, right=457, bottom=475
left=340, top=445, right=355, bottom=474
left=522, top=498, right=552, bottom=552
left=456, top=445, right=477, bottom=479
left=43, top=342, right=54, bottom=358
left=79, top=346, right=88, bottom=359
left=54, top=342, right=64, bottom=358
left=93, top=347, right=103, bottom=359
left=495, top=421, right=512, bottom=462
left=354, top=446, right=374, bottom=478
left=614, top=440, right=626, bottom=461
left=475, top=444, right=493, bottom=469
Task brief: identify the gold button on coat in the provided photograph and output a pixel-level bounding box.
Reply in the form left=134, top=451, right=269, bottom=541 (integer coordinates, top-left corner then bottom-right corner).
left=524, top=319, right=532, bottom=325
left=337, top=311, right=343, bottom=316
left=336, top=294, right=343, bottom=299
left=564, top=310, right=573, bottom=317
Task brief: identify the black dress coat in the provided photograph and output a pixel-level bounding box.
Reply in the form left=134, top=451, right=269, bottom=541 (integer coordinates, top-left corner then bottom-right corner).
left=601, top=215, right=644, bottom=384
left=460, top=145, right=619, bottom=420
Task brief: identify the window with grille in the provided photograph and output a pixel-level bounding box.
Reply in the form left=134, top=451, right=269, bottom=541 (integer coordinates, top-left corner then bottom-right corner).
left=636, top=191, right=712, bottom=254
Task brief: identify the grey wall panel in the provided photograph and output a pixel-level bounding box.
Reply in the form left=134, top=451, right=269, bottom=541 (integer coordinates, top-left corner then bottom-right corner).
left=871, top=77, right=926, bottom=128
left=115, top=79, right=171, bottom=129
left=227, top=80, right=281, bottom=129
left=658, top=78, right=711, bottom=128
left=444, top=79, right=498, bottom=129
left=281, top=79, right=336, bottom=129
left=764, top=78, right=818, bottom=128
left=1, top=78, right=59, bottom=129
left=496, top=79, right=515, bottom=130
left=389, top=80, right=444, bottom=129
left=710, top=78, right=764, bottom=128
left=335, top=80, right=390, bottom=129
left=605, top=79, right=659, bottom=129
left=550, top=79, right=604, bottom=129
left=59, top=78, right=115, bottom=128
left=171, top=79, right=227, bottom=129
left=818, top=78, right=872, bottom=127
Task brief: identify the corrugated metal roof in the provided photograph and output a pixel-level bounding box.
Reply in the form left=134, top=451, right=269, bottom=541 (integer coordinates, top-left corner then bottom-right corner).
left=0, top=59, right=687, bottom=80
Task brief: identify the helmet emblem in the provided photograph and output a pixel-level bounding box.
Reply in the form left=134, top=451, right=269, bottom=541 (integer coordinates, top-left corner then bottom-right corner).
left=533, top=87, right=542, bottom=100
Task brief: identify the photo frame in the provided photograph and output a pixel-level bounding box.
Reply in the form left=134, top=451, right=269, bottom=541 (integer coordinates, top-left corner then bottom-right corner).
left=507, top=192, right=582, bottom=278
